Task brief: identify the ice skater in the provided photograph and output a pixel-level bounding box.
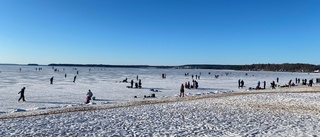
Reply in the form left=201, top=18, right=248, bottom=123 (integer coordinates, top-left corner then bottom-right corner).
left=50, top=76, right=54, bottom=84
left=180, top=84, right=184, bottom=97
left=18, top=87, right=26, bottom=102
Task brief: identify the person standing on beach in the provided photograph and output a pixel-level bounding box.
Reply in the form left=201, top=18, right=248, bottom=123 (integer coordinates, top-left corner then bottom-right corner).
left=180, top=84, right=184, bottom=97
left=18, top=87, right=26, bottom=102
left=50, top=76, right=54, bottom=84
left=238, top=79, right=241, bottom=88
left=263, top=81, right=266, bottom=89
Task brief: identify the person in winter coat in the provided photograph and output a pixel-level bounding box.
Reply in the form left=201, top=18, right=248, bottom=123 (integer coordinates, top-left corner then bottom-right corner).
left=50, top=76, right=54, bottom=84
left=18, top=87, right=26, bottom=102
left=86, top=90, right=93, bottom=104
left=180, top=84, right=184, bottom=97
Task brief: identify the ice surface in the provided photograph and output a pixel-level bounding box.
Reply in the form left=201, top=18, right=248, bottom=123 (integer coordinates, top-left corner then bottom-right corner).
left=0, top=65, right=319, bottom=114
left=1, top=65, right=320, bottom=136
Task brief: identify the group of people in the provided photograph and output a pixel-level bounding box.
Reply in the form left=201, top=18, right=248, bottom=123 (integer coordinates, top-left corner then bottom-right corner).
left=185, top=73, right=201, bottom=80
left=256, top=81, right=267, bottom=89
left=184, top=80, right=199, bottom=89
left=179, top=73, right=203, bottom=97
left=126, top=79, right=142, bottom=89
left=191, top=75, right=200, bottom=80
left=238, top=79, right=245, bottom=88
left=246, top=77, right=317, bottom=90
left=122, top=75, right=143, bottom=89
left=15, top=67, right=319, bottom=103
left=18, top=87, right=94, bottom=104
left=16, top=67, right=90, bottom=103
left=49, top=75, right=77, bottom=84
left=282, top=78, right=314, bottom=88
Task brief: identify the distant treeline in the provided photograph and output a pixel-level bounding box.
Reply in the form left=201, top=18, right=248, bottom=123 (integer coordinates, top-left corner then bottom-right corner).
left=177, top=63, right=320, bottom=72
left=48, top=63, right=320, bottom=72
left=175, top=65, right=243, bottom=70
left=48, top=64, right=174, bottom=69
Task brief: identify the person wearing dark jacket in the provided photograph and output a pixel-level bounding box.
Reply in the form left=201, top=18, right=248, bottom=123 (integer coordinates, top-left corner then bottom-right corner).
left=50, top=76, right=54, bottom=84
left=18, top=87, right=26, bottom=102
left=131, top=80, right=134, bottom=88
left=73, top=76, right=77, bottom=83
left=180, top=84, right=184, bottom=97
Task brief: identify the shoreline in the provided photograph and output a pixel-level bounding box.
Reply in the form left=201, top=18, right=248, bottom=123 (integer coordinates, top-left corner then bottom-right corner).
left=1, top=85, right=320, bottom=120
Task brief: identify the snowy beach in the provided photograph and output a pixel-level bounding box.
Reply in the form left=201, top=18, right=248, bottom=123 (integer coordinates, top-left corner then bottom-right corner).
left=1, top=65, right=320, bottom=136
left=2, top=88, right=320, bottom=136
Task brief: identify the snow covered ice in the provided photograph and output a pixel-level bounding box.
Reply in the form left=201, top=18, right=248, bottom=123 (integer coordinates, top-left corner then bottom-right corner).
left=1, top=65, right=320, bottom=136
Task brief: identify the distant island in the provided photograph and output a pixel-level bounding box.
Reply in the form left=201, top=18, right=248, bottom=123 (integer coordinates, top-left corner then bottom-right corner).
left=48, top=63, right=320, bottom=72
left=28, top=64, right=39, bottom=66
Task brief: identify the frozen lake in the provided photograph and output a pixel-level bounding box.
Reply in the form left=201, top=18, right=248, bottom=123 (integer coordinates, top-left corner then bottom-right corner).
left=0, top=65, right=319, bottom=114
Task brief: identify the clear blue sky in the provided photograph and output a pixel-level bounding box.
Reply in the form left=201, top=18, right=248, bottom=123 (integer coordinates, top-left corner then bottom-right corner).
left=0, top=0, right=319, bottom=65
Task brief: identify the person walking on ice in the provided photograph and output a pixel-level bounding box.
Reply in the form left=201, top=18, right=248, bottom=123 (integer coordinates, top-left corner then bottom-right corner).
left=18, top=87, right=26, bottom=102
left=180, top=84, right=184, bottom=97
left=130, top=79, right=134, bottom=88
left=50, top=76, right=54, bottom=84
left=73, top=76, right=77, bottom=83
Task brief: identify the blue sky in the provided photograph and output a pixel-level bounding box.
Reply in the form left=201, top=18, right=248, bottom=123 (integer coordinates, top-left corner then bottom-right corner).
left=0, top=0, right=319, bottom=65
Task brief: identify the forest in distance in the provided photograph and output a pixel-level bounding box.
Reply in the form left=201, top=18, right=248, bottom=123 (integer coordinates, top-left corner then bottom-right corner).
left=1, top=63, right=319, bottom=73
left=46, top=63, right=320, bottom=73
